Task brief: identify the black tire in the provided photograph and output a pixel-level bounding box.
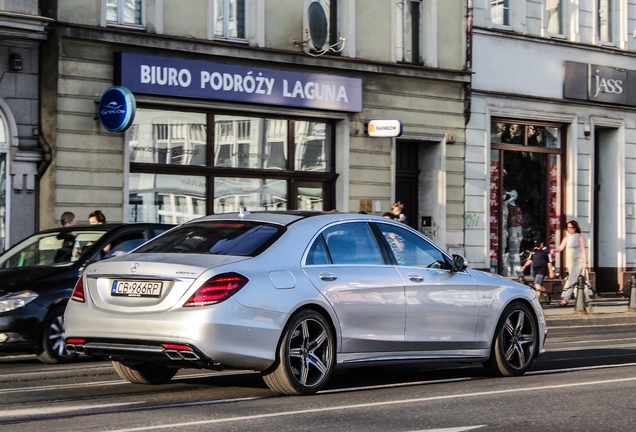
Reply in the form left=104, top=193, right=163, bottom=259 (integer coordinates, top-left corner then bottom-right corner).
left=112, top=361, right=178, bottom=384
left=483, top=302, right=538, bottom=377
left=262, top=310, right=335, bottom=395
left=38, top=306, right=77, bottom=364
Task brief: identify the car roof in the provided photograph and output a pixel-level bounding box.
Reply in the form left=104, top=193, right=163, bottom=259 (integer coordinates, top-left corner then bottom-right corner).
left=181, top=211, right=395, bottom=227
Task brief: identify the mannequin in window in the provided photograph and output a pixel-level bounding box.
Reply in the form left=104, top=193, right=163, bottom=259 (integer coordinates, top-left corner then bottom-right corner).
left=506, top=190, right=524, bottom=276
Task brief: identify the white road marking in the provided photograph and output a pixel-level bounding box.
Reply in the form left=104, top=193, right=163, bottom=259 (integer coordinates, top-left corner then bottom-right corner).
left=0, top=370, right=244, bottom=394
left=407, top=427, right=485, bottom=432
left=107, top=376, right=636, bottom=431
left=0, top=402, right=144, bottom=418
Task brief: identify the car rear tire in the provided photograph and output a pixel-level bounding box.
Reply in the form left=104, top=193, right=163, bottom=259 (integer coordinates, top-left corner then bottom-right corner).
left=483, top=302, right=538, bottom=377
left=38, top=306, right=78, bottom=364
left=112, top=361, right=178, bottom=384
left=262, top=310, right=335, bottom=395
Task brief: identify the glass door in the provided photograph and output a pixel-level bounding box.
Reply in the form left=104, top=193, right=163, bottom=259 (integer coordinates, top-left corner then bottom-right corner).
left=490, top=120, right=565, bottom=276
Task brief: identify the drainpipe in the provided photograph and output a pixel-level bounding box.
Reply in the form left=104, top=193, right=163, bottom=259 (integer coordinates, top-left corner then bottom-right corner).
left=464, top=0, right=473, bottom=126
left=37, top=134, right=52, bottom=178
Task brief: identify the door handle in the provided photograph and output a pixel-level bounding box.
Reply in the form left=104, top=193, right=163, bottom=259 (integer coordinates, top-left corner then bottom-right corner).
left=408, top=272, right=424, bottom=282
left=318, top=272, right=338, bottom=281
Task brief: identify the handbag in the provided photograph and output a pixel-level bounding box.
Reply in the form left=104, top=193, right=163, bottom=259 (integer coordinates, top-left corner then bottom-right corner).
left=572, top=267, right=594, bottom=299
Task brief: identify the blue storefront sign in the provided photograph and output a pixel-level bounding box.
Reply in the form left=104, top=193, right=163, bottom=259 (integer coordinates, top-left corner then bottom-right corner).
left=98, top=86, right=136, bottom=132
left=114, top=52, right=363, bottom=113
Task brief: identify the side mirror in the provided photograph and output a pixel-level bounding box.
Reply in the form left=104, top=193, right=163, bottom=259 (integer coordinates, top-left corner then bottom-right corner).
left=451, top=254, right=467, bottom=272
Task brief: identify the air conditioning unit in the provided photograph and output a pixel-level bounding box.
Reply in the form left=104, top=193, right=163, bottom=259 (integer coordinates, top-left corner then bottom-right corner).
left=303, top=0, right=330, bottom=53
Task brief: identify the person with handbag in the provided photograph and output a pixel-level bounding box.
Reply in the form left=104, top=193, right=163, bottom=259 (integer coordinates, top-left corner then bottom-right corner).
left=553, top=219, right=589, bottom=307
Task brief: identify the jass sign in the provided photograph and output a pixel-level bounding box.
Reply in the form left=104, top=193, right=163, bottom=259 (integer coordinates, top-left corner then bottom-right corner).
left=564, top=61, right=636, bottom=106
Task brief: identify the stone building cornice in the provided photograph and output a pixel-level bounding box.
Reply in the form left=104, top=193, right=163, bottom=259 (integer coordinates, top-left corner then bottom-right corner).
left=0, top=10, right=53, bottom=42
left=58, top=23, right=471, bottom=84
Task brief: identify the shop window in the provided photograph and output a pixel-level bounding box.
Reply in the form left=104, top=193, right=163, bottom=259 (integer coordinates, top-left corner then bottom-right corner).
left=214, top=116, right=288, bottom=170
left=129, top=110, right=207, bottom=166
left=489, top=120, right=564, bottom=277
left=295, top=121, right=331, bottom=172
left=0, top=153, right=5, bottom=254
left=213, top=0, right=246, bottom=41
left=128, top=173, right=206, bottom=224
left=396, top=0, right=422, bottom=64
left=491, top=0, right=510, bottom=27
left=214, top=177, right=287, bottom=212
left=106, top=0, right=143, bottom=26
left=128, top=108, right=336, bottom=222
left=0, top=117, right=6, bottom=253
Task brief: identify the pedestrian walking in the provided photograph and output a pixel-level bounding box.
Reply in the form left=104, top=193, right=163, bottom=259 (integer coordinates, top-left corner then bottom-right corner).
left=521, top=239, right=555, bottom=302
left=553, top=220, right=588, bottom=307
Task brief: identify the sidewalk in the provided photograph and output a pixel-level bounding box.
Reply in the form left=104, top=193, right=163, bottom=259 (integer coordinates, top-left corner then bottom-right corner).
left=542, top=295, right=636, bottom=326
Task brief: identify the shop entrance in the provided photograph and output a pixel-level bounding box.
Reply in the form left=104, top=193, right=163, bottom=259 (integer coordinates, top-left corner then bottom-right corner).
left=396, top=140, right=419, bottom=229
left=489, top=120, right=565, bottom=276
left=594, top=127, right=620, bottom=292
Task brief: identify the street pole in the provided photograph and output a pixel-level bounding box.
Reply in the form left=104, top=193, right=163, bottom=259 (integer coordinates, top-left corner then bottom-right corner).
left=575, top=274, right=586, bottom=312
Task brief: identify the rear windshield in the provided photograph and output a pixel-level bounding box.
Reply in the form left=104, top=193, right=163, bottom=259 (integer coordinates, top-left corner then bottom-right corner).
left=134, top=221, right=284, bottom=257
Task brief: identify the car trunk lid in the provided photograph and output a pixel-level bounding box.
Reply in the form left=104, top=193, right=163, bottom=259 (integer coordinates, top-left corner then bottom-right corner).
left=84, top=254, right=249, bottom=312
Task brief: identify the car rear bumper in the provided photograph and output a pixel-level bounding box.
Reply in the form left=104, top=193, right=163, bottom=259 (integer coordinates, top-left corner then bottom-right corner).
left=64, top=299, right=288, bottom=371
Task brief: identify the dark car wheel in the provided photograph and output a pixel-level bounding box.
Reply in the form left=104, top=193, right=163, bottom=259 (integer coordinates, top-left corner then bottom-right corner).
left=38, top=306, right=78, bottom=364
left=483, top=302, right=538, bottom=377
left=262, top=310, right=335, bottom=395
left=112, top=361, right=178, bottom=384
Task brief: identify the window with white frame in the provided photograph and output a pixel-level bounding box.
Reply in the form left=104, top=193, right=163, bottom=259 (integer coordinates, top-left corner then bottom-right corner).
left=213, top=0, right=246, bottom=40
left=598, top=0, right=613, bottom=43
left=396, top=0, right=422, bottom=64
left=491, top=0, right=510, bottom=27
left=544, top=0, right=563, bottom=35
left=106, top=0, right=144, bottom=26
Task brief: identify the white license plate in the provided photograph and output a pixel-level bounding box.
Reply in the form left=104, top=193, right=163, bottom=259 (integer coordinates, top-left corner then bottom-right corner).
left=112, top=280, right=163, bottom=297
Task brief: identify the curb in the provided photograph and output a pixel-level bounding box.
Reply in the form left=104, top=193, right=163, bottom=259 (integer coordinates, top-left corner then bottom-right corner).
left=545, top=311, right=636, bottom=327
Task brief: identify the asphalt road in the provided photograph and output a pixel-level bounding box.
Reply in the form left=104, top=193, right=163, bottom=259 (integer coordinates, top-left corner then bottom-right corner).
left=1, top=321, right=635, bottom=432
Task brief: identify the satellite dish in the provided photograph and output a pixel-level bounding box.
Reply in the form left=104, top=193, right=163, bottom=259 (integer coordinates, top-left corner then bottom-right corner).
left=306, top=1, right=328, bottom=51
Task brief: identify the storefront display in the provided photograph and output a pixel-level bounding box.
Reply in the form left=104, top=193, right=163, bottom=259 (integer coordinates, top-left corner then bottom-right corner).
left=489, top=120, right=564, bottom=276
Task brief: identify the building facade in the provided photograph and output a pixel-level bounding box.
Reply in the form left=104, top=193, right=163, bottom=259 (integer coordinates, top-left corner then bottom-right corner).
left=468, top=0, right=636, bottom=292
left=0, top=1, right=50, bottom=252
left=37, top=0, right=469, bottom=253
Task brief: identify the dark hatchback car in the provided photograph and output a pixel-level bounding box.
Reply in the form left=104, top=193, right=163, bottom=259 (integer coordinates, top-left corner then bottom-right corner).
left=0, top=223, right=173, bottom=363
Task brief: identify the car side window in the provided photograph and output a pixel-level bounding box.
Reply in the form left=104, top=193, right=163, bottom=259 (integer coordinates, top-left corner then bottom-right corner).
left=320, top=222, right=384, bottom=265
left=376, top=223, right=449, bottom=269
left=306, top=235, right=330, bottom=265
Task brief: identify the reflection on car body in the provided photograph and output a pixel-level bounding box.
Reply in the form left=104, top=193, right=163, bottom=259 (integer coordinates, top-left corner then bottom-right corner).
left=64, top=212, right=546, bottom=395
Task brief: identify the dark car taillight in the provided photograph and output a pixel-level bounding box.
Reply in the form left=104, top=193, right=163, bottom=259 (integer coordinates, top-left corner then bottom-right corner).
left=71, top=277, right=85, bottom=303
left=183, top=272, right=248, bottom=307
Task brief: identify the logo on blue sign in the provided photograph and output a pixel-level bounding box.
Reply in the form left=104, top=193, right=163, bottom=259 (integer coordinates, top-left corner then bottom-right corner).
left=98, top=86, right=136, bottom=132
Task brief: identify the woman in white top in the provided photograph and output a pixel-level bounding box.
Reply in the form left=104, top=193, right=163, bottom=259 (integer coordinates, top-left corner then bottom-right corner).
left=553, top=220, right=588, bottom=307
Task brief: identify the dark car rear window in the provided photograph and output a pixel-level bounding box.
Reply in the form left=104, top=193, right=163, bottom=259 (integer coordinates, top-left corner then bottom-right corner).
left=133, top=221, right=285, bottom=257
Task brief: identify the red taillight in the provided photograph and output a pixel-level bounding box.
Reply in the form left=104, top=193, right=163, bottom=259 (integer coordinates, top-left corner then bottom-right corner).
left=71, top=277, right=85, bottom=303
left=66, top=338, right=85, bottom=344
left=183, top=272, right=248, bottom=307
left=162, top=343, right=192, bottom=350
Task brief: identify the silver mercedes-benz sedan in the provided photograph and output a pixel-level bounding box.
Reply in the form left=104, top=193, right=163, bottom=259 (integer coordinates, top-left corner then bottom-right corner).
left=64, top=211, right=546, bottom=395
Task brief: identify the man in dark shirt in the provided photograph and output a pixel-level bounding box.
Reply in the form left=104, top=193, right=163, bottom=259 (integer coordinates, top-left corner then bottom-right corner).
left=521, top=239, right=555, bottom=301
